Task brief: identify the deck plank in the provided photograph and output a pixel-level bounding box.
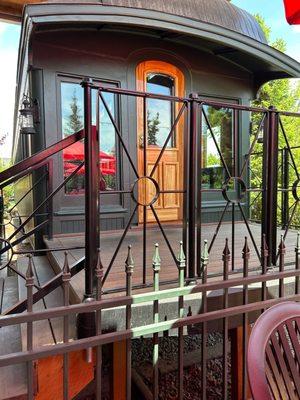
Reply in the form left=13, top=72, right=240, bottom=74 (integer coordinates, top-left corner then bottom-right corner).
left=44, top=222, right=299, bottom=301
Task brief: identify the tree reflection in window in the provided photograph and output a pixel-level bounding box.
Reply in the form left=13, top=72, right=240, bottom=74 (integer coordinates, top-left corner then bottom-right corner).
left=202, top=106, right=233, bottom=189
left=61, top=81, right=117, bottom=194
left=146, top=73, right=175, bottom=148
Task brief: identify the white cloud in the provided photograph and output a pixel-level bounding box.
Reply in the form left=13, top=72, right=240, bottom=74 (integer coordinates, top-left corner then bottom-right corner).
left=287, top=46, right=300, bottom=63
left=0, top=23, right=7, bottom=36
left=292, top=25, right=300, bottom=33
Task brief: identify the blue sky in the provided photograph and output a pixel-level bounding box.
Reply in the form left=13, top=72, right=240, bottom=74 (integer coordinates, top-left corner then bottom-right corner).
left=232, top=0, right=300, bottom=61
left=0, top=22, right=20, bottom=158
left=0, top=2, right=299, bottom=158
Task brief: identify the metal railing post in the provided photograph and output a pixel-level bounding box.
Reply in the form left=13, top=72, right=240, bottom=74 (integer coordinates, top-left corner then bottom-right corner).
left=47, top=160, right=54, bottom=240
left=188, top=93, right=199, bottom=279
left=82, top=77, right=100, bottom=298
left=77, top=78, right=100, bottom=343
left=282, top=147, right=289, bottom=229
left=262, top=106, right=279, bottom=266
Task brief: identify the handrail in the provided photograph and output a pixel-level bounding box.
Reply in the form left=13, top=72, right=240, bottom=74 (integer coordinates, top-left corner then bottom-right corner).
left=0, top=129, right=84, bottom=185
left=3, top=257, right=85, bottom=315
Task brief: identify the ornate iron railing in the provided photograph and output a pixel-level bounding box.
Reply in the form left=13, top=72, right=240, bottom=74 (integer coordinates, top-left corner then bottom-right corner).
left=1, top=237, right=300, bottom=399
left=0, top=79, right=299, bottom=309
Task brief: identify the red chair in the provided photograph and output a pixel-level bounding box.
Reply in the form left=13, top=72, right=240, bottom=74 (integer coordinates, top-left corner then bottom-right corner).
left=247, top=302, right=300, bottom=400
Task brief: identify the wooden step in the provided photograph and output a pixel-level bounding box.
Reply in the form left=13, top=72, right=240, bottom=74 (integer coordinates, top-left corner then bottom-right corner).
left=0, top=276, right=27, bottom=400
left=17, top=256, right=77, bottom=347
left=16, top=256, right=94, bottom=399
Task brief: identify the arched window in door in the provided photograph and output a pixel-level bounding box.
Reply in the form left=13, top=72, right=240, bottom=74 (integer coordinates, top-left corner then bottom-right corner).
left=146, top=73, right=175, bottom=147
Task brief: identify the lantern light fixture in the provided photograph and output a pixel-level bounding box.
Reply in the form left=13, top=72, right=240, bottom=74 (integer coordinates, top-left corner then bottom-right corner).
left=19, top=95, right=40, bottom=135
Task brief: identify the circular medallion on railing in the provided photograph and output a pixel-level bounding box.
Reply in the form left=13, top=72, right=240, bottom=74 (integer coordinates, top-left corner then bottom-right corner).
left=222, top=177, right=246, bottom=204
left=0, top=213, right=14, bottom=227
left=0, top=238, right=14, bottom=271
left=292, top=179, right=300, bottom=201
left=131, top=176, right=159, bottom=206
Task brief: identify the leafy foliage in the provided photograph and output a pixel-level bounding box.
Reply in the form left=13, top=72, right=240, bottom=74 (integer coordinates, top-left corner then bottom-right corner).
left=250, top=15, right=300, bottom=225
left=66, top=91, right=83, bottom=134
left=147, top=111, right=160, bottom=146
left=0, top=159, right=14, bottom=212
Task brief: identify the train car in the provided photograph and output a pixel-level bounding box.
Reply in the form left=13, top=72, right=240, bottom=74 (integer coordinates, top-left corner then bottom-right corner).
left=10, top=0, right=300, bottom=238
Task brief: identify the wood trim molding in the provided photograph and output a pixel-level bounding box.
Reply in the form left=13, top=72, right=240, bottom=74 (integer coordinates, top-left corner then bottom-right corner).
left=136, top=60, right=185, bottom=97
left=136, top=60, right=185, bottom=222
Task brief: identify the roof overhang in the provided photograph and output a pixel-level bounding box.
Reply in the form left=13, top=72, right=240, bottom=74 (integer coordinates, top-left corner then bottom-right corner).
left=12, top=2, right=300, bottom=158
left=21, top=3, right=300, bottom=81
left=0, top=0, right=42, bottom=23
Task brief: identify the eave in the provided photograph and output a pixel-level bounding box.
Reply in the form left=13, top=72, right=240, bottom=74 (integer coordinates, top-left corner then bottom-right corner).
left=12, top=2, right=300, bottom=159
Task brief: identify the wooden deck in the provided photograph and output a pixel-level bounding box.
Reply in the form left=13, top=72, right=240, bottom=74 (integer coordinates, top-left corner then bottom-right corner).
left=44, top=222, right=299, bottom=301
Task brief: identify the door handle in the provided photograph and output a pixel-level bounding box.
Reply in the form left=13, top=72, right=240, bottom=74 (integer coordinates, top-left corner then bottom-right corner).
left=139, top=135, right=144, bottom=148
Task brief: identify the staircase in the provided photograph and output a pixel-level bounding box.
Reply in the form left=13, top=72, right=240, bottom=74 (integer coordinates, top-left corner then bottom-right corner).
left=0, top=256, right=95, bottom=400
left=0, top=271, right=27, bottom=400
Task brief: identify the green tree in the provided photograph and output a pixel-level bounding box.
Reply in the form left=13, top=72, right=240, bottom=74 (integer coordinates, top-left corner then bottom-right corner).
left=66, top=91, right=83, bottom=134
left=147, top=111, right=160, bottom=145
left=250, top=15, right=300, bottom=223
left=253, top=14, right=300, bottom=112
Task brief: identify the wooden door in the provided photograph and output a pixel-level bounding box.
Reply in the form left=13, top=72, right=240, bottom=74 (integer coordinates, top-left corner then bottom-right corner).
left=136, top=61, right=185, bottom=223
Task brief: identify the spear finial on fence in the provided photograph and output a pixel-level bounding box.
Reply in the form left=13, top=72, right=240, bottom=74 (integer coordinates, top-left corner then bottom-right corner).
left=95, top=248, right=104, bottom=278
left=177, top=241, right=186, bottom=270
left=242, top=237, right=250, bottom=260
left=201, top=239, right=209, bottom=270
left=177, top=241, right=185, bottom=288
left=223, top=238, right=230, bottom=280
left=125, top=245, right=134, bottom=275
left=261, top=233, right=269, bottom=272
left=279, top=234, right=286, bottom=255
left=26, top=255, right=34, bottom=315
left=242, top=237, right=250, bottom=278
left=125, top=245, right=134, bottom=297
left=152, top=243, right=161, bottom=273
left=62, top=251, right=71, bottom=278
left=153, top=243, right=161, bottom=292
left=26, top=254, right=34, bottom=284
left=223, top=238, right=230, bottom=260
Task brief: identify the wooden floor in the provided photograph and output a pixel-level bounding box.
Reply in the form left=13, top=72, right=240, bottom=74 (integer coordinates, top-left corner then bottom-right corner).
left=44, top=222, right=299, bottom=301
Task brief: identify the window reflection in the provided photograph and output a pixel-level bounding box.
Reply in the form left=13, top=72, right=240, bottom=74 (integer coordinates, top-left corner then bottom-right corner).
left=146, top=73, right=175, bottom=148
left=61, top=81, right=117, bottom=194
left=202, top=106, right=233, bottom=189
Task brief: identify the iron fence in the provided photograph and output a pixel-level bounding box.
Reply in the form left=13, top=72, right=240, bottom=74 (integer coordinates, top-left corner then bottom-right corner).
left=0, top=82, right=299, bottom=310
left=0, top=81, right=299, bottom=399
left=1, top=237, right=300, bottom=399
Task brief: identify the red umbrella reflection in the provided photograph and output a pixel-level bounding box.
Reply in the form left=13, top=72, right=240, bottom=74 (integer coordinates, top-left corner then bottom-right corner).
left=63, top=128, right=116, bottom=176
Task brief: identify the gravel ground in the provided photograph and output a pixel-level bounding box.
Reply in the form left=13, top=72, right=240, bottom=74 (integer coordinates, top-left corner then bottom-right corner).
left=132, top=334, right=231, bottom=400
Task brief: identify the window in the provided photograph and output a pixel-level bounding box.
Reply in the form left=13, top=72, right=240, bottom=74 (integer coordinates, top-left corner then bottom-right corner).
left=60, top=80, right=117, bottom=195
left=146, top=73, right=175, bottom=147
left=201, top=105, right=233, bottom=189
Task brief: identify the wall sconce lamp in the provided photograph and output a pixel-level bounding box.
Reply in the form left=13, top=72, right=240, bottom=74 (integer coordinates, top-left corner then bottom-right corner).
left=19, top=96, right=40, bottom=135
